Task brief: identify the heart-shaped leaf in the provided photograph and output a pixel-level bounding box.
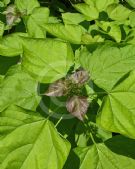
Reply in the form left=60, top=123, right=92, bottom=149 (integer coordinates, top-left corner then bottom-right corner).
left=97, top=70, right=135, bottom=139
left=74, top=135, right=135, bottom=169
left=21, top=37, right=74, bottom=83
left=69, top=70, right=89, bottom=85
left=45, top=79, right=68, bottom=97
left=66, top=96, right=89, bottom=121
left=0, top=105, right=71, bottom=169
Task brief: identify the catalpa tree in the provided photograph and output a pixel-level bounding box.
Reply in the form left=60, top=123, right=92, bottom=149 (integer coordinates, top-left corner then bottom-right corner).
left=0, top=0, right=135, bottom=169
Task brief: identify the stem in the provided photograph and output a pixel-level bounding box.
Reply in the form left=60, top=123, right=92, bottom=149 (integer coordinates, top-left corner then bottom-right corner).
left=83, top=115, right=96, bottom=144
left=84, top=114, right=89, bottom=120
left=55, top=116, right=63, bottom=127
left=47, top=111, right=55, bottom=120
left=47, top=105, right=62, bottom=120
left=89, top=132, right=96, bottom=144
left=68, top=0, right=73, bottom=5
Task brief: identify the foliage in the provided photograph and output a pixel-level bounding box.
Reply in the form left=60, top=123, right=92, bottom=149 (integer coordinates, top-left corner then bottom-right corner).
left=0, top=0, right=135, bottom=169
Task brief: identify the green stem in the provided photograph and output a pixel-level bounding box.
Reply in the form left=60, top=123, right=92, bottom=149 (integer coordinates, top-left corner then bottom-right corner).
left=83, top=115, right=96, bottom=144
left=47, top=111, right=55, bottom=120
left=55, top=116, right=63, bottom=127
left=89, top=132, right=96, bottom=144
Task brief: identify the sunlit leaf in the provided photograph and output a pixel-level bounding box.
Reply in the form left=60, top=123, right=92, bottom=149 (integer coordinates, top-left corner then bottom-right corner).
left=26, top=7, right=50, bottom=38
left=97, top=70, right=135, bottom=139
left=74, top=135, right=135, bottom=169
left=80, top=45, right=135, bottom=91
left=0, top=33, right=28, bottom=57
left=15, top=0, right=40, bottom=15
left=0, top=105, right=71, bottom=169
left=21, top=37, right=74, bottom=83
left=0, top=65, right=40, bottom=111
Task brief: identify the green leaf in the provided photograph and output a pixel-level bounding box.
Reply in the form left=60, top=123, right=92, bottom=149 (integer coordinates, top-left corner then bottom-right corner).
left=0, top=105, right=71, bottom=169
left=75, top=121, right=112, bottom=147
left=107, top=4, right=131, bottom=21
left=0, top=55, right=19, bottom=75
left=84, top=0, right=119, bottom=12
left=125, top=0, right=135, bottom=8
left=0, top=65, right=40, bottom=111
left=0, top=0, right=10, bottom=7
left=96, top=21, right=121, bottom=42
left=62, top=13, right=85, bottom=25
left=84, top=0, right=95, bottom=6
left=0, top=21, right=4, bottom=37
left=43, top=23, right=86, bottom=44
left=81, top=34, right=104, bottom=44
left=73, top=3, right=99, bottom=21
left=97, top=70, right=135, bottom=139
left=0, top=75, right=4, bottom=84
left=95, top=0, right=119, bottom=11
left=129, top=12, right=135, bottom=27
left=21, top=37, right=74, bottom=83
left=26, top=7, right=50, bottom=38
left=74, top=135, right=135, bottom=169
left=48, top=16, right=61, bottom=24
left=80, top=45, right=135, bottom=91
left=126, top=29, right=135, bottom=44
left=0, top=33, right=28, bottom=57
left=90, top=122, right=112, bottom=141
left=15, top=0, right=40, bottom=15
